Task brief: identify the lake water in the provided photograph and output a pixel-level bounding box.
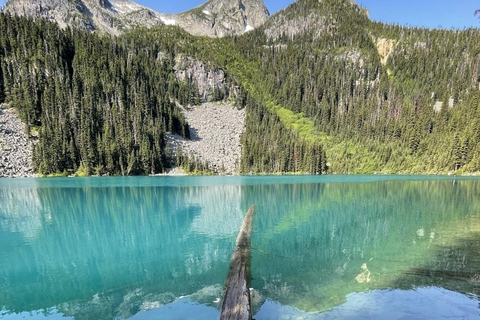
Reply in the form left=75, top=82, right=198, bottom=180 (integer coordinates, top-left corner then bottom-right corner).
left=0, top=175, right=479, bottom=319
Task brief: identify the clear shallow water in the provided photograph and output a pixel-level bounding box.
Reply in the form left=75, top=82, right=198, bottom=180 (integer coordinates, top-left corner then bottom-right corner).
left=0, top=175, right=479, bottom=319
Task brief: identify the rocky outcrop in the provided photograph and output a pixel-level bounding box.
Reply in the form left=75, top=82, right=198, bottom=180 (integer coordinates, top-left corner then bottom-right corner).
left=375, top=37, right=397, bottom=66
left=167, top=102, right=245, bottom=174
left=174, top=55, right=228, bottom=102
left=2, top=0, right=270, bottom=37
left=0, top=104, right=34, bottom=178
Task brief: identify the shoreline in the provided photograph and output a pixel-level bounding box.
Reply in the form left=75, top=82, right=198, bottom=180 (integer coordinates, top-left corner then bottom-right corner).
left=1, top=171, right=479, bottom=179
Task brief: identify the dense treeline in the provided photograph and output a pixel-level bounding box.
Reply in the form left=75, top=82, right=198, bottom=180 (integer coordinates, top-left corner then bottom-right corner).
left=0, top=14, right=193, bottom=175
left=240, top=97, right=326, bottom=174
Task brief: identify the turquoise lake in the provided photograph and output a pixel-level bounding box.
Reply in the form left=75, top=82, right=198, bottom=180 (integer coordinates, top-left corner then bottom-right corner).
left=0, top=175, right=479, bottom=319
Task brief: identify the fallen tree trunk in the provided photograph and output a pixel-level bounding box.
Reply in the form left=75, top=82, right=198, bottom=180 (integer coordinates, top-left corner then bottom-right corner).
left=220, top=205, right=255, bottom=320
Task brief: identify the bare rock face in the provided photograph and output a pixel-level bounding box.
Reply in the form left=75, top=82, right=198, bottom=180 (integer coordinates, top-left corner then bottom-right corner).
left=3, top=0, right=96, bottom=31
left=110, top=0, right=172, bottom=31
left=174, top=54, right=227, bottom=102
left=2, top=0, right=270, bottom=37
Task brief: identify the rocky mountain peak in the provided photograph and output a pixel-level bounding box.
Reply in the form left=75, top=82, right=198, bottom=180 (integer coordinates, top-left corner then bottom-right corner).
left=2, top=0, right=270, bottom=37
left=176, top=0, right=269, bottom=37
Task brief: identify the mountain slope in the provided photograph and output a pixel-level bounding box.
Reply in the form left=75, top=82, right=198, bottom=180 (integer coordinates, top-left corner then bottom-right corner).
left=201, top=0, right=480, bottom=174
left=2, top=0, right=270, bottom=36
left=263, top=0, right=368, bottom=41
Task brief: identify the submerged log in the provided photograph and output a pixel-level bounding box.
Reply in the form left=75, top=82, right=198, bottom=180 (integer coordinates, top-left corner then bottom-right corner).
left=220, top=205, right=255, bottom=320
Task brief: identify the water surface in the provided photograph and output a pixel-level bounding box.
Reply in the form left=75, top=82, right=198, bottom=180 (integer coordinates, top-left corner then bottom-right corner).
left=0, top=175, right=479, bottom=319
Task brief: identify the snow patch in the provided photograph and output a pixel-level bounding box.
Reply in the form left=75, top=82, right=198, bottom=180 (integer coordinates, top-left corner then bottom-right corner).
left=160, top=16, right=176, bottom=26
left=244, top=24, right=254, bottom=32
left=202, top=10, right=210, bottom=15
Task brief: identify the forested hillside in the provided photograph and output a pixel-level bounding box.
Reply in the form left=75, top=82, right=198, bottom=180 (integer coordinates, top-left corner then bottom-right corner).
left=1, top=0, right=480, bottom=176
left=0, top=15, right=193, bottom=175
left=231, top=0, right=480, bottom=174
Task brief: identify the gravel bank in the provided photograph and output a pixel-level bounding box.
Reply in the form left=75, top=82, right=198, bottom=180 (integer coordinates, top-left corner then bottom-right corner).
left=167, top=102, right=245, bottom=174
left=0, top=105, right=34, bottom=178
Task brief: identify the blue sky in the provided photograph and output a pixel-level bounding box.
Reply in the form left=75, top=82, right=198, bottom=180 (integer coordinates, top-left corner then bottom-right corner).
left=0, top=0, right=479, bottom=29
left=355, top=0, right=479, bottom=30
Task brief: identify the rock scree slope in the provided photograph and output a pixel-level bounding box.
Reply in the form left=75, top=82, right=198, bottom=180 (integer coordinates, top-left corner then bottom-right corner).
left=167, top=102, right=245, bottom=174
left=0, top=104, right=34, bottom=178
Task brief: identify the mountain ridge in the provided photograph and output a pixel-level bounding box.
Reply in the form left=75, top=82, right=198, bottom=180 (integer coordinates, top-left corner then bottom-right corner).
left=1, top=0, right=270, bottom=36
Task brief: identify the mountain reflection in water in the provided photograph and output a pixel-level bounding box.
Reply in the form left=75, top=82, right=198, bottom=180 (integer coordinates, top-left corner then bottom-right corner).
left=0, top=176, right=479, bottom=319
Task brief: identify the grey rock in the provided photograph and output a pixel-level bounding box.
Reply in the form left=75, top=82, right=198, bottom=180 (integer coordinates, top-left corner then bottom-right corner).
left=174, top=55, right=227, bottom=102
left=4, top=0, right=99, bottom=32
left=3, top=0, right=166, bottom=35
